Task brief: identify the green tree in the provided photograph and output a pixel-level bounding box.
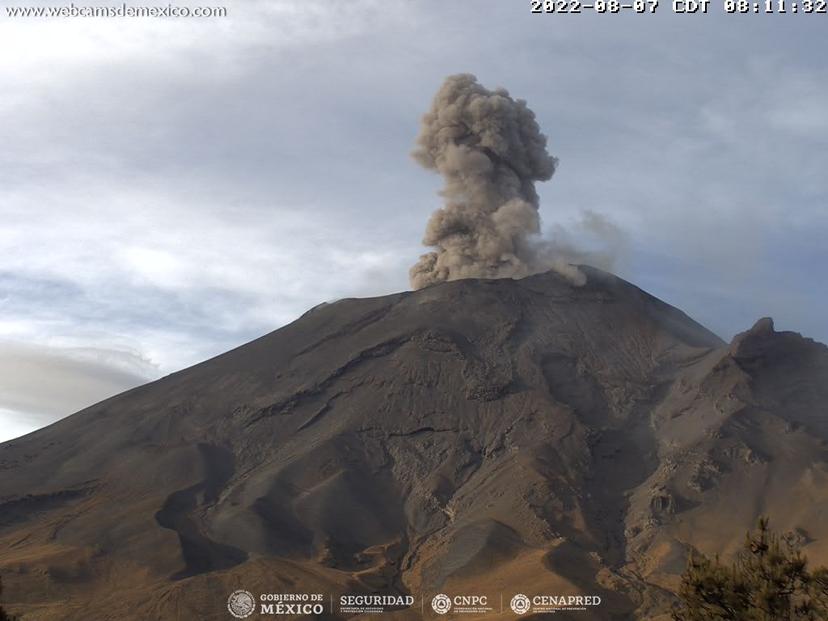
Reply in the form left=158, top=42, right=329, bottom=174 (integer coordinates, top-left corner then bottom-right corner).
left=673, top=518, right=828, bottom=620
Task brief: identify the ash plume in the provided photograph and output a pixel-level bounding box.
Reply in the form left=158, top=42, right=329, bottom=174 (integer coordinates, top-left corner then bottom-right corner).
left=410, top=74, right=618, bottom=289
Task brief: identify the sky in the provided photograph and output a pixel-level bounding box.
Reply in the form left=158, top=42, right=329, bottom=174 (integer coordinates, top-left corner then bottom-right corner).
left=1, top=0, right=826, bottom=442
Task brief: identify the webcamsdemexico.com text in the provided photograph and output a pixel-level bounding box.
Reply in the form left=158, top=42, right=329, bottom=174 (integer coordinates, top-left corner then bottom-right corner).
left=4, top=3, right=227, bottom=18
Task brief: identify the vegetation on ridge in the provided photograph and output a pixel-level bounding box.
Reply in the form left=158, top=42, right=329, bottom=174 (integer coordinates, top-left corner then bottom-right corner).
left=0, top=577, right=18, bottom=621
left=673, top=518, right=828, bottom=620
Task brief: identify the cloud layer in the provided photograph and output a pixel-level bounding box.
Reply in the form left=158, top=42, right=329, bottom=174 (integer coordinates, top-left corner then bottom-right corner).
left=0, top=342, right=156, bottom=442
left=1, top=1, right=826, bottom=440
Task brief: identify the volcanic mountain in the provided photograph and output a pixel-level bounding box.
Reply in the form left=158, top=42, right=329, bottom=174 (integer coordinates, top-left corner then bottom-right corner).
left=1, top=267, right=827, bottom=620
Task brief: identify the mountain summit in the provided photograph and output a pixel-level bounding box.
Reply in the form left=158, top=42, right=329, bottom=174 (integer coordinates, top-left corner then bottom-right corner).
left=1, top=268, right=826, bottom=620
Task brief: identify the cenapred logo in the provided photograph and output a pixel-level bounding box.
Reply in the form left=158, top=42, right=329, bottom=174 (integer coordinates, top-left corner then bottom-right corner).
left=227, top=590, right=256, bottom=619
left=510, top=593, right=602, bottom=615
left=510, top=593, right=531, bottom=615
left=431, top=593, right=452, bottom=614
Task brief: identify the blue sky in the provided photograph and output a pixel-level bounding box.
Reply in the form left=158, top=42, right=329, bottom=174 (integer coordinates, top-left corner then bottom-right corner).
left=1, top=0, right=826, bottom=441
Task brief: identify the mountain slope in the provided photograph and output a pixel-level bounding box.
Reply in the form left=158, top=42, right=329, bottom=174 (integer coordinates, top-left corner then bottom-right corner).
left=1, top=267, right=826, bottom=620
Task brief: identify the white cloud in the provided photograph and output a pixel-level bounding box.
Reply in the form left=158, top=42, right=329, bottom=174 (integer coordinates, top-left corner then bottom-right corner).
left=0, top=341, right=158, bottom=442
left=0, top=0, right=826, bottom=443
left=0, top=409, right=46, bottom=444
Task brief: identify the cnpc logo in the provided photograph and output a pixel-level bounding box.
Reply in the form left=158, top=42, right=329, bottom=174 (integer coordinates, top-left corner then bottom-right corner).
left=431, top=593, right=489, bottom=614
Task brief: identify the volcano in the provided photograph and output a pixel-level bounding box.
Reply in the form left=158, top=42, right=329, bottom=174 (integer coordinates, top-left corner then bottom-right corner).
left=1, top=267, right=827, bottom=620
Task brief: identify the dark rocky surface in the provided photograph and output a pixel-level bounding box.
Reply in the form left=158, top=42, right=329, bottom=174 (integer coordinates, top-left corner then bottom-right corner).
left=1, top=267, right=826, bottom=620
